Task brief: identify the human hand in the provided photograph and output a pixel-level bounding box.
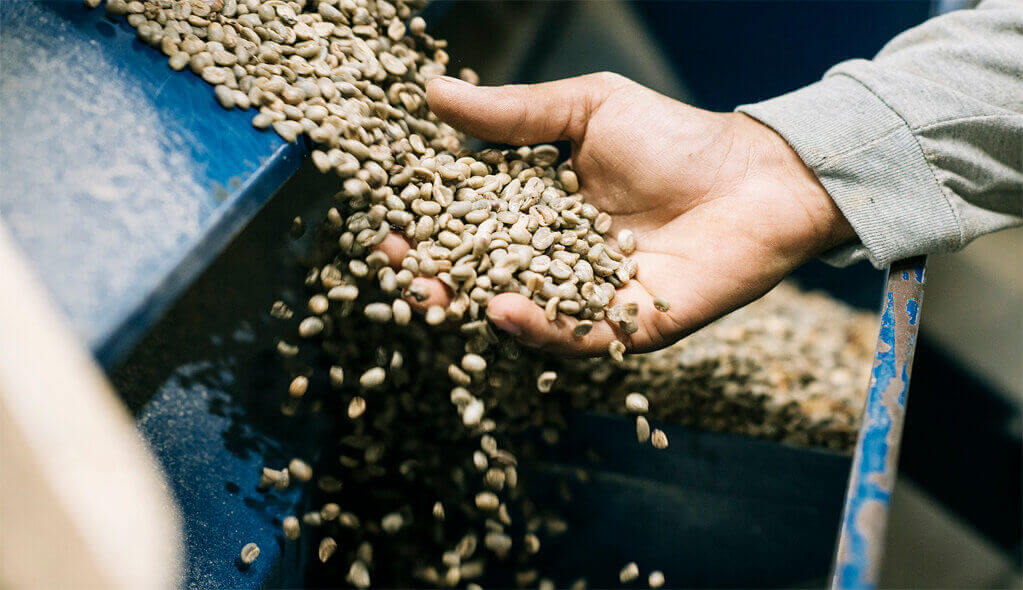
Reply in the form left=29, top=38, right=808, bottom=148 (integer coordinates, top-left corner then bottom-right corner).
left=379, top=72, right=854, bottom=355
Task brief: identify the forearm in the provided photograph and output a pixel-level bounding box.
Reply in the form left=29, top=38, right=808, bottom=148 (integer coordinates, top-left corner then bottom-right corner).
left=738, top=0, right=1023, bottom=268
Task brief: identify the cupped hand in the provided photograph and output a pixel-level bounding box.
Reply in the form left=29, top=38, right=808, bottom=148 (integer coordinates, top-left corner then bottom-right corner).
left=379, top=72, right=854, bottom=355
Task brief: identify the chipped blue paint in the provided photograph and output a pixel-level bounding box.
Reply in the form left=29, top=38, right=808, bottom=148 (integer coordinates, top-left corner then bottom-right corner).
left=832, top=257, right=927, bottom=590
left=907, top=300, right=919, bottom=326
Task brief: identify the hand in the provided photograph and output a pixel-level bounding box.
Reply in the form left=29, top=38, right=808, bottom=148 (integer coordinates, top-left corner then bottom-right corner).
left=379, top=72, right=855, bottom=355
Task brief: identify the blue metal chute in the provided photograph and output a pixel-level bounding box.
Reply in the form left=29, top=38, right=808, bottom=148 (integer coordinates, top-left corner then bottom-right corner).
left=0, top=0, right=306, bottom=367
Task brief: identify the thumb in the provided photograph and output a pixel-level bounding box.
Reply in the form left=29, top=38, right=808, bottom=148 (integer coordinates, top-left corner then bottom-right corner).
left=425, top=72, right=628, bottom=145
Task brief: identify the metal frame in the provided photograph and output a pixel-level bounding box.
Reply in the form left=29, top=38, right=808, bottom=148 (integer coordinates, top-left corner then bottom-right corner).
left=833, top=256, right=928, bottom=589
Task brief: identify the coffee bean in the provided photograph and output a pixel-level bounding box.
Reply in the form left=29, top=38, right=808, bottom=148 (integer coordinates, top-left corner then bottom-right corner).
left=320, top=503, right=340, bottom=521
left=461, top=353, right=487, bottom=373
left=382, top=512, right=404, bottom=533
left=318, top=537, right=337, bottom=563
left=619, top=562, right=639, bottom=583
left=289, top=375, right=308, bottom=397
left=348, top=561, right=371, bottom=588
left=609, top=340, right=626, bottom=363
left=298, top=316, right=324, bottom=338
left=289, top=458, right=313, bottom=482
left=636, top=416, right=651, bottom=444
left=536, top=371, right=557, bottom=393
left=282, top=516, right=301, bottom=540
left=359, top=367, right=386, bottom=389
left=302, top=512, right=322, bottom=527
left=617, top=229, right=636, bottom=255
left=625, top=392, right=649, bottom=414
left=240, top=543, right=260, bottom=565
left=348, top=396, right=367, bottom=419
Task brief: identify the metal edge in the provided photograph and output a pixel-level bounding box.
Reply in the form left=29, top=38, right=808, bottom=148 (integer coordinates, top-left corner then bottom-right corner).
left=94, top=138, right=307, bottom=368
left=831, top=256, right=927, bottom=589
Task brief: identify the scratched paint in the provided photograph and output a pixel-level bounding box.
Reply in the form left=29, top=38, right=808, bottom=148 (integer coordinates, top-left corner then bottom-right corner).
left=906, top=300, right=919, bottom=326
left=832, top=256, right=926, bottom=590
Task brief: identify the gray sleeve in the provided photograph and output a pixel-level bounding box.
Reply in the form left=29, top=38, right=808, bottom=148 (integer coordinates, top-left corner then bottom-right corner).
left=737, top=0, right=1023, bottom=268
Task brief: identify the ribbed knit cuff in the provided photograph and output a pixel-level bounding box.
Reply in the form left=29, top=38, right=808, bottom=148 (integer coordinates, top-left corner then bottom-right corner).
left=737, top=74, right=960, bottom=268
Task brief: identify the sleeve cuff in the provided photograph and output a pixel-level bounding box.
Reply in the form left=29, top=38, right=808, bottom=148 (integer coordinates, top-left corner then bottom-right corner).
left=736, top=74, right=961, bottom=268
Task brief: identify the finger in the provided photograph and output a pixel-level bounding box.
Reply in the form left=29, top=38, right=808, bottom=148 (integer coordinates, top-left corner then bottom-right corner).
left=404, top=276, right=451, bottom=312
left=375, top=232, right=412, bottom=267
left=485, top=293, right=620, bottom=356
left=374, top=234, right=453, bottom=310
left=426, top=72, right=629, bottom=146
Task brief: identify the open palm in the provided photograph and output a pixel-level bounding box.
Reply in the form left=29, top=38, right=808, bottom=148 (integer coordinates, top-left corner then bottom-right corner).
left=382, top=73, right=853, bottom=355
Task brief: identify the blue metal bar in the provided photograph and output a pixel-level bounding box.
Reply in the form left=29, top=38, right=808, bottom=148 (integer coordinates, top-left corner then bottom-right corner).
left=832, top=256, right=928, bottom=589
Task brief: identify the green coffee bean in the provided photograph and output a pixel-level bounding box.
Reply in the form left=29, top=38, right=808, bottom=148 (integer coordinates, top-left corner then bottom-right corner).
left=636, top=416, right=651, bottom=444
left=620, top=562, right=640, bottom=583
left=282, top=516, right=301, bottom=540
left=240, top=542, right=260, bottom=565
left=625, top=392, right=649, bottom=414
left=318, top=537, right=337, bottom=563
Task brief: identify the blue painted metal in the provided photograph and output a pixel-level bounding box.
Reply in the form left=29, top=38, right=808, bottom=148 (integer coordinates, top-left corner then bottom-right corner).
left=832, top=256, right=927, bottom=589
left=0, top=0, right=306, bottom=368
left=135, top=370, right=317, bottom=589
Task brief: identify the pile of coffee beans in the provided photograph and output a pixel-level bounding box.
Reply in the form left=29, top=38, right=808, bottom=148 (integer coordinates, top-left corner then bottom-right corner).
left=561, top=283, right=876, bottom=452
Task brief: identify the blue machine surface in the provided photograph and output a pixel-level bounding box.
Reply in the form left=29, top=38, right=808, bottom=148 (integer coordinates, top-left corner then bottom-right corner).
left=0, top=0, right=305, bottom=366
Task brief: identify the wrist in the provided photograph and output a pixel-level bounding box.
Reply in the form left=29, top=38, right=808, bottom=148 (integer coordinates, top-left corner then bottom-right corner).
left=734, top=113, right=856, bottom=255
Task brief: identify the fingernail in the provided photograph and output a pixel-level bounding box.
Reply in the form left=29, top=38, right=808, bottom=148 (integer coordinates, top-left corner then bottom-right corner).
left=431, top=75, right=462, bottom=86
left=487, top=308, right=521, bottom=336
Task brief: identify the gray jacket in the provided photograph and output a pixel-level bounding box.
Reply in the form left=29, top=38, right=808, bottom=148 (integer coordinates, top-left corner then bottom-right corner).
left=738, top=0, right=1023, bottom=268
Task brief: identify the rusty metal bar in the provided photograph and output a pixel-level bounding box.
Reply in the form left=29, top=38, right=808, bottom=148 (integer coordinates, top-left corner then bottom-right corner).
left=832, top=256, right=928, bottom=589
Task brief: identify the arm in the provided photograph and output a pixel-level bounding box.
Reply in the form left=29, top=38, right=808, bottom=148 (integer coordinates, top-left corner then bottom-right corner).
left=738, top=0, right=1023, bottom=268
